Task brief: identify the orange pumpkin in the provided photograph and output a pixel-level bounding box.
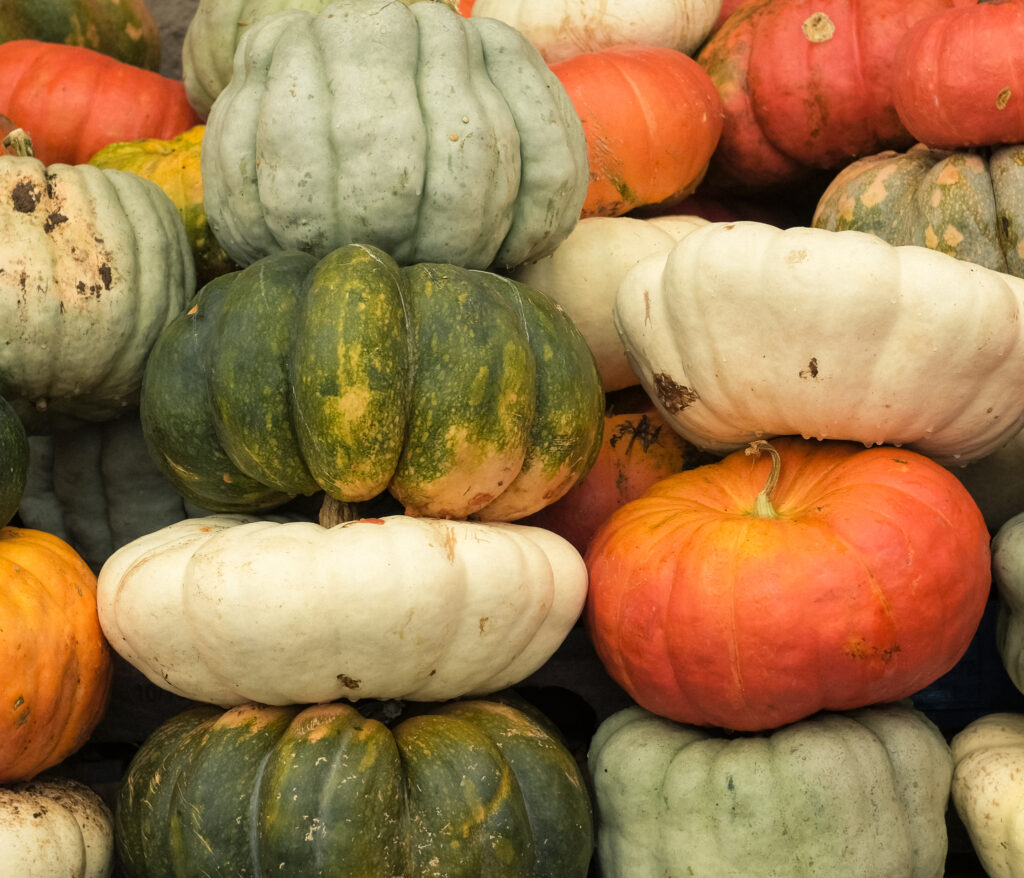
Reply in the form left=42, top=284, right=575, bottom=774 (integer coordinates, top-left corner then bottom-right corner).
left=550, top=45, right=723, bottom=218
left=0, top=527, right=113, bottom=782
left=585, top=437, right=992, bottom=731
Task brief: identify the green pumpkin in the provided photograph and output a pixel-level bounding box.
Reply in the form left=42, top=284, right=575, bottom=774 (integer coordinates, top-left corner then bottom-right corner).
left=0, top=0, right=161, bottom=70
left=0, top=394, right=27, bottom=527
left=141, top=245, right=603, bottom=520
left=589, top=702, right=953, bottom=878
left=199, top=0, right=588, bottom=272
left=115, top=697, right=593, bottom=878
left=812, top=142, right=1024, bottom=277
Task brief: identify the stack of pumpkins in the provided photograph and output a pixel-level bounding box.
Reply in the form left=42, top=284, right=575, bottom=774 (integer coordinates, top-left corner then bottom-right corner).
left=5, top=0, right=1024, bottom=877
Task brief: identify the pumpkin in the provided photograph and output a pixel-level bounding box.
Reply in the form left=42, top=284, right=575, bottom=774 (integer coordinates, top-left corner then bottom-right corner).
left=951, top=712, right=1024, bottom=878
left=115, top=696, right=593, bottom=878
left=140, top=246, right=603, bottom=520
left=589, top=702, right=953, bottom=877
left=549, top=45, right=723, bottom=219
left=200, top=0, right=588, bottom=271
left=991, top=512, right=1024, bottom=697
left=948, top=428, right=1024, bottom=534
left=695, top=0, right=973, bottom=190
left=0, top=0, right=161, bottom=71
left=0, top=777, right=114, bottom=878
left=813, top=142, right=1024, bottom=278
left=512, top=214, right=708, bottom=392
left=97, top=513, right=587, bottom=706
left=0, top=128, right=195, bottom=428
left=89, top=125, right=235, bottom=286
left=466, top=0, right=721, bottom=63
left=521, top=408, right=712, bottom=555
left=0, top=394, right=28, bottom=527
left=0, top=527, right=113, bottom=782
left=615, top=221, right=1024, bottom=465
left=0, top=41, right=201, bottom=166
left=893, top=0, right=1024, bottom=150
left=585, top=436, right=991, bottom=731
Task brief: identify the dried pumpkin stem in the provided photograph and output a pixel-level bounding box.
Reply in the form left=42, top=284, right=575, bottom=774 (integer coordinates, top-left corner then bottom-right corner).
left=745, top=439, right=781, bottom=519
left=2, top=128, right=34, bottom=158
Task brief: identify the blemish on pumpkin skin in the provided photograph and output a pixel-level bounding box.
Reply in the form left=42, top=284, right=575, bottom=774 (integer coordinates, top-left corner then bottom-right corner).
left=802, top=12, right=835, bottom=42
left=799, top=357, right=819, bottom=379
left=998, top=88, right=1012, bottom=110
left=653, top=373, right=699, bottom=413
left=785, top=249, right=808, bottom=264
left=10, top=180, right=39, bottom=213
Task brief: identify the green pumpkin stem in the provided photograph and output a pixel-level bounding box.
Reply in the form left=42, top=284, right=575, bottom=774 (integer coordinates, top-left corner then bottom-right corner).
left=745, top=439, right=782, bottom=519
left=2, top=128, right=34, bottom=158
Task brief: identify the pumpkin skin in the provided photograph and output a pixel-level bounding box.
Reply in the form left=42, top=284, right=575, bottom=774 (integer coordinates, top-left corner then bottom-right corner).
left=615, top=221, right=1024, bottom=465
left=695, top=0, right=973, bottom=190
left=550, top=45, right=723, bottom=219
left=141, top=246, right=603, bottom=520
left=467, top=0, right=721, bottom=63
left=0, top=777, right=114, bottom=878
left=893, top=0, right=1024, bottom=150
left=589, top=702, right=952, bottom=878
left=0, top=394, right=28, bottom=527
left=585, top=437, right=992, bottom=731
left=200, top=0, right=588, bottom=271
left=116, top=697, right=593, bottom=878
left=97, top=514, right=588, bottom=706
left=0, top=133, right=195, bottom=427
left=813, top=142, right=1024, bottom=279
left=89, top=125, right=235, bottom=286
left=0, top=0, right=161, bottom=71
left=0, top=527, right=113, bottom=782
left=991, top=512, right=1024, bottom=697
left=0, top=41, right=201, bottom=166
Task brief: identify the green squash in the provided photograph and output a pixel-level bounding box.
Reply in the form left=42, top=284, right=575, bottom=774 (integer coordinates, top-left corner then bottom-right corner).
left=199, top=0, right=588, bottom=272
left=0, top=0, right=161, bottom=70
left=589, top=702, right=953, bottom=878
left=0, top=394, right=27, bottom=527
left=812, top=142, right=1024, bottom=277
left=140, top=245, right=603, bottom=520
left=115, top=697, right=593, bottom=878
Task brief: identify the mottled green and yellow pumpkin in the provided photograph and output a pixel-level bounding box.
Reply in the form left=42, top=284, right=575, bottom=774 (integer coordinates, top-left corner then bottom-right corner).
left=115, top=697, right=593, bottom=878
left=140, top=245, right=603, bottom=520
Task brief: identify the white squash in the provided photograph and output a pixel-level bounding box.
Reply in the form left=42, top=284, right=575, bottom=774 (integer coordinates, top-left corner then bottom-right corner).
left=97, top=514, right=587, bottom=706
left=615, top=221, right=1024, bottom=464
left=469, top=0, right=723, bottom=63
left=0, top=778, right=114, bottom=878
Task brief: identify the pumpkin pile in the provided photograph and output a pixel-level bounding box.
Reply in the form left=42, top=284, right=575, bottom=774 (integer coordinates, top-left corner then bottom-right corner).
left=5, top=0, right=1024, bottom=876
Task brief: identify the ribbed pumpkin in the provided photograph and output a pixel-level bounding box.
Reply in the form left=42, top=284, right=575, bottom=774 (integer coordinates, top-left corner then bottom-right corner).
left=550, top=45, right=723, bottom=218
left=200, top=0, right=588, bottom=272
left=0, top=41, right=201, bottom=166
left=89, top=125, right=234, bottom=286
left=0, top=128, right=195, bottom=428
left=585, top=437, right=992, bottom=731
left=0, top=777, right=114, bottom=878
left=0, top=394, right=28, bottom=527
left=695, top=0, right=974, bottom=190
left=0, top=527, right=113, bottom=782
left=0, top=0, right=161, bottom=70
left=813, top=142, right=1024, bottom=278
left=991, top=511, right=1024, bottom=697
left=140, top=245, right=603, bottom=520
left=115, top=697, right=593, bottom=878
left=894, top=0, right=1024, bottom=150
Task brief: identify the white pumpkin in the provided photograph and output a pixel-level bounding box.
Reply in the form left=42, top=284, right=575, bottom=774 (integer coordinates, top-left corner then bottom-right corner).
left=469, top=0, right=722, bottom=63
left=0, top=778, right=114, bottom=878
left=513, top=214, right=708, bottom=392
left=96, top=514, right=587, bottom=706
left=615, top=221, right=1024, bottom=464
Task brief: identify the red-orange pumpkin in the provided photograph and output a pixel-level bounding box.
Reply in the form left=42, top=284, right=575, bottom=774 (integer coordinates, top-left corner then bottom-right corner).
left=550, top=44, right=723, bottom=218
left=0, top=40, right=201, bottom=166
left=0, top=527, right=113, bottom=782
left=585, top=437, right=992, bottom=731
left=893, top=0, right=1024, bottom=149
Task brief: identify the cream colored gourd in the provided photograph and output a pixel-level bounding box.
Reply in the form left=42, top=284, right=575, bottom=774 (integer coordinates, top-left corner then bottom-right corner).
left=615, top=221, right=1024, bottom=464
left=0, top=778, right=114, bottom=878
left=468, top=0, right=722, bottom=63
left=513, top=214, right=708, bottom=392
left=97, top=515, right=586, bottom=706
left=992, top=512, right=1024, bottom=695
left=589, top=702, right=952, bottom=878
left=951, top=713, right=1024, bottom=878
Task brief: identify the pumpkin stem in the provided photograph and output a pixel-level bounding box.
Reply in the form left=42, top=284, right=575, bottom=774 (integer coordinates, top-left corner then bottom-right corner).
left=745, top=440, right=781, bottom=519
left=2, top=128, right=34, bottom=158
left=318, top=495, right=363, bottom=528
